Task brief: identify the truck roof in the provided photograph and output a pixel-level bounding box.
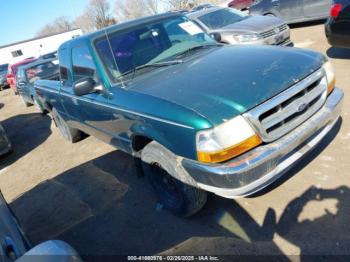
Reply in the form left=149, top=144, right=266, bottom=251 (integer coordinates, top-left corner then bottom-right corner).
left=59, top=12, right=184, bottom=50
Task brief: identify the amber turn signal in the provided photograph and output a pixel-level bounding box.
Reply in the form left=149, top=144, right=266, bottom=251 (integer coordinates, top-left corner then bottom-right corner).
left=327, top=77, right=336, bottom=94
left=197, top=134, right=262, bottom=164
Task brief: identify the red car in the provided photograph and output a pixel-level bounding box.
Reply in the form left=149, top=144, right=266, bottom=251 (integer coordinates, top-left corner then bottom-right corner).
left=228, top=0, right=254, bottom=10
left=6, top=58, right=37, bottom=95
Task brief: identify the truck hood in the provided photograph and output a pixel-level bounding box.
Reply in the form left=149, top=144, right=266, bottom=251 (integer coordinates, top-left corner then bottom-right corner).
left=216, top=15, right=285, bottom=34
left=128, top=45, right=325, bottom=126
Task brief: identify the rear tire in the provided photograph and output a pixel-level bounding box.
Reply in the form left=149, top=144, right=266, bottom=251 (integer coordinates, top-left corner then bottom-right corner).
left=51, top=108, right=83, bottom=143
left=141, top=141, right=207, bottom=217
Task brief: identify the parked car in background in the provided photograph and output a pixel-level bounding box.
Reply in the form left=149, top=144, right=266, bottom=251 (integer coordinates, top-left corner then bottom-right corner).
left=6, top=58, right=37, bottom=95
left=0, top=190, right=81, bottom=262
left=0, top=122, right=11, bottom=156
left=38, top=51, right=58, bottom=60
left=16, top=58, right=58, bottom=113
left=0, top=64, right=9, bottom=91
left=228, top=0, right=254, bottom=11
left=325, top=0, right=350, bottom=48
left=187, top=7, right=292, bottom=46
left=249, top=0, right=332, bottom=24
left=35, top=12, right=343, bottom=217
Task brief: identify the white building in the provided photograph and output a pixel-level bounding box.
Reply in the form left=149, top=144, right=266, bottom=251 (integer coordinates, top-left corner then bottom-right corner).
left=0, top=28, right=82, bottom=65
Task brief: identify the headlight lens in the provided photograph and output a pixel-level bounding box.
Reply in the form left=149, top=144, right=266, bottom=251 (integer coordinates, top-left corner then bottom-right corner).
left=233, top=33, right=261, bottom=42
left=323, top=61, right=335, bottom=94
left=196, top=116, right=262, bottom=163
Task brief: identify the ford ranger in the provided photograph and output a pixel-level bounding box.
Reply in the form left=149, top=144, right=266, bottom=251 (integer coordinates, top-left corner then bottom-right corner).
left=35, top=12, right=343, bottom=217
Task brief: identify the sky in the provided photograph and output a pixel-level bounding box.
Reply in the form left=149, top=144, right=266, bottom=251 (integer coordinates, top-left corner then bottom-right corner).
left=0, top=0, right=115, bottom=47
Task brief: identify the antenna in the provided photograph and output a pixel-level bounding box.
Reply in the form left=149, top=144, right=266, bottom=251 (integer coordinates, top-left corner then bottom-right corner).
left=103, top=29, right=126, bottom=89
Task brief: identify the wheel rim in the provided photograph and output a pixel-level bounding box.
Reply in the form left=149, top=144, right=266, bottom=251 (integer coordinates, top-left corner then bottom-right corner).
left=150, top=163, right=183, bottom=209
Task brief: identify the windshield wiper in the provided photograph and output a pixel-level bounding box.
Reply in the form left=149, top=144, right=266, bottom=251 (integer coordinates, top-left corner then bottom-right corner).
left=134, top=60, right=183, bottom=71
left=119, top=60, right=183, bottom=81
left=174, top=44, right=221, bottom=58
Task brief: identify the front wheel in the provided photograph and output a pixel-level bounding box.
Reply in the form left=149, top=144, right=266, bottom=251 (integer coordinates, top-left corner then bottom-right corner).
left=141, top=141, right=207, bottom=217
left=51, top=108, right=83, bottom=143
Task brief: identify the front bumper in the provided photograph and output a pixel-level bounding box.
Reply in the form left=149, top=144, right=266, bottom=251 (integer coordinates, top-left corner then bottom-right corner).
left=182, top=88, right=343, bottom=199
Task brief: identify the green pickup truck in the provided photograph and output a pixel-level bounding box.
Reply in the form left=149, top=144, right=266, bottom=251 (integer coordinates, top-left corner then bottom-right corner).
left=35, top=12, right=343, bottom=217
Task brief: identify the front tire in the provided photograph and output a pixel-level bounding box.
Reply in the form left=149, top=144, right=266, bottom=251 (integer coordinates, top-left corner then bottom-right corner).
left=51, top=108, right=83, bottom=143
left=141, top=141, right=207, bottom=217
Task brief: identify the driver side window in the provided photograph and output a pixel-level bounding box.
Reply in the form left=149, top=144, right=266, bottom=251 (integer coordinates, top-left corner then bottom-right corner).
left=71, top=45, right=99, bottom=83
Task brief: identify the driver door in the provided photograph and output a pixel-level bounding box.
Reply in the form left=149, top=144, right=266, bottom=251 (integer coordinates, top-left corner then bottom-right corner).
left=67, top=44, right=113, bottom=142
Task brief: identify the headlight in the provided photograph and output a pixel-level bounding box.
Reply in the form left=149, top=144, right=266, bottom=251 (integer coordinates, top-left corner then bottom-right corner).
left=196, top=116, right=262, bottom=163
left=233, top=33, right=261, bottom=43
left=323, top=61, right=335, bottom=94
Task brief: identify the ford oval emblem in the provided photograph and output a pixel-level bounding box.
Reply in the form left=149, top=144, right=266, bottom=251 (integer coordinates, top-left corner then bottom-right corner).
left=298, top=103, right=307, bottom=112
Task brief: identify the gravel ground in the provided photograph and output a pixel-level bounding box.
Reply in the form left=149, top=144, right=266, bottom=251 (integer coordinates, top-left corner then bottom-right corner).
left=0, top=21, right=349, bottom=260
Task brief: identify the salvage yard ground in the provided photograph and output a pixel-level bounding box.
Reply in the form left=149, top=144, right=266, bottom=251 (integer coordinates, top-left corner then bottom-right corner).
left=0, top=22, right=350, bottom=260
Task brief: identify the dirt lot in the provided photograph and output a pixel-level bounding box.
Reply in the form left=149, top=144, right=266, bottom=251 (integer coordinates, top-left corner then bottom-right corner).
left=0, top=22, right=350, bottom=260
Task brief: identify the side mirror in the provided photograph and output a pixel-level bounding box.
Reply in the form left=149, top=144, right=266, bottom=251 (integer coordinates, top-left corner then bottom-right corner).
left=73, top=77, right=96, bottom=96
left=210, top=32, right=222, bottom=43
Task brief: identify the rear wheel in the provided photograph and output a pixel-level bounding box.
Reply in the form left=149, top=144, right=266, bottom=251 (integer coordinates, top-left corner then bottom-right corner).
left=51, top=108, right=83, bottom=143
left=141, top=141, right=207, bottom=217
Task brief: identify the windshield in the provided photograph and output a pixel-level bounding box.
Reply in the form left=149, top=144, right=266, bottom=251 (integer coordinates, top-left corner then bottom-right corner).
left=95, top=16, right=216, bottom=84
left=198, top=8, right=248, bottom=29
left=0, top=64, right=8, bottom=73
left=25, top=62, right=59, bottom=84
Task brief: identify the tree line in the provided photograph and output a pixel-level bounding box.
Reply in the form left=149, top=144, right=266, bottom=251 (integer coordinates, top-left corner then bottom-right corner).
left=36, top=0, right=223, bottom=36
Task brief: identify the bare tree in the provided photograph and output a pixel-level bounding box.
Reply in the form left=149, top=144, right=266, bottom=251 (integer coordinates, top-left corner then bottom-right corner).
left=74, top=12, right=96, bottom=33
left=75, top=0, right=117, bottom=33
left=114, top=0, right=161, bottom=22
left=166, top=0, right=226, bottom=10
left=36, top=16, right=74, bottom=37
left=167, top=0, right=197, bottom=10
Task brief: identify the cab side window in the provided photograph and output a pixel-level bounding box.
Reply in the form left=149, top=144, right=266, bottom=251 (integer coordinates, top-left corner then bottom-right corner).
left=71, top=45, right=98, bottom=83
left=59, top=48, right=71, bottom=85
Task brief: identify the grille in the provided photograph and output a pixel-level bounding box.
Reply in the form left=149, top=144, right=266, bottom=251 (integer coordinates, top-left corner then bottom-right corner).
left=243, top=69, right=328, bottom=142
left=260, top=24, right=289, bottom=38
